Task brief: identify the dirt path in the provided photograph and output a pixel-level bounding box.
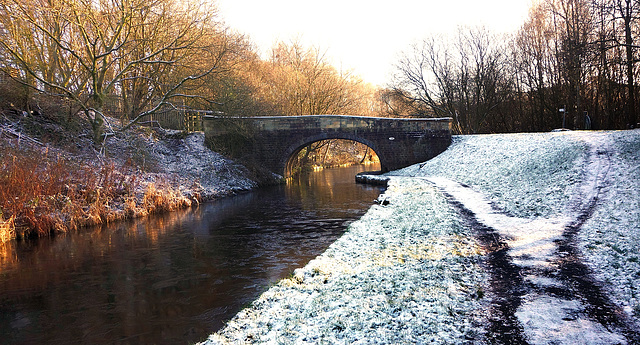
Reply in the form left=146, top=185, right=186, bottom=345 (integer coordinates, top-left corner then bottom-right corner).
left=427, top=136, right=639, bottom=344
left=447, top=198, right=529, bottom=344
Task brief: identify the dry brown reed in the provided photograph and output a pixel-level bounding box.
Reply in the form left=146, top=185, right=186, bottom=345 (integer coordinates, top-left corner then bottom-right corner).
left=0, top=214, right=15, bottom=243
left=0, top=145, right=195, bottom=241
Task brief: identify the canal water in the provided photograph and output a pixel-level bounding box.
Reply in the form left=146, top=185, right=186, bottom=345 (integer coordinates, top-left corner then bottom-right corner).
left=0, top=165, right=383, bottom=344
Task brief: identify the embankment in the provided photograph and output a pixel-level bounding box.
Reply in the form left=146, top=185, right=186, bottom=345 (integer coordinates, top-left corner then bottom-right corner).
left=203, top=130, right=640, bottom=344
left=0, top=119, right=259, bottom=240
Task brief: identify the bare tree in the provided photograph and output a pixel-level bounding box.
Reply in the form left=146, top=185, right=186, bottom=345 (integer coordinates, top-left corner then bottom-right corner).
left=393, top=27, right=510, bottom=134
left=250, top=40, right=366, bottom=116
left=545, top=0, right=595, bottom=128
left=392, top=37, right=454, bottom=120
left=391, top=0, right=637, bottom=132
left=455, top=27, right=511, bottom=133
left=513, top=1, right=566, bottom=130
left=0, top=0, right=230, bottom=147
left=613, top=0, right=639, bottom=127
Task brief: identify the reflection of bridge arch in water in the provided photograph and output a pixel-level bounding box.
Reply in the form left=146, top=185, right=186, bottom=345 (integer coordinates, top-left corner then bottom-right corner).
left=282, top=134, right=382, bottom=177
left=204, top=115, right=451, bottom=177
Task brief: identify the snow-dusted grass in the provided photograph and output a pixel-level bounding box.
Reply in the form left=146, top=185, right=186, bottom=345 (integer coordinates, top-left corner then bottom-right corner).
left=389, top=133, right=588, bottom=218
left=579, top=131, right=640, bottom=319
left=202, top=130, right=640, bottom=344
left=203, top=178, right=488, bottom=344
left=392, top=130, right=640, bottom=342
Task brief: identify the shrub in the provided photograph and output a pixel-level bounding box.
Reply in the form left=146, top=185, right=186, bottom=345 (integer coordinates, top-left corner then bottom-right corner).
left=0, top=146, right=137, bottom=238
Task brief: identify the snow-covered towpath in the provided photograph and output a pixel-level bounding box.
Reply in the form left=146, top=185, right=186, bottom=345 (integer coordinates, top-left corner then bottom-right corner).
left=425, top=136, right=636, bottom=344
left=201, top=130, right=640, bottom=344
left=396, top=131, right=640, bottom=344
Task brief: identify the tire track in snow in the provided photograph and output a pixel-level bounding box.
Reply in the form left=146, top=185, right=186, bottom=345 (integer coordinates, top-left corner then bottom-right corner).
left=444, top=196, right=529, bottom=344
left=554, top=138, right=640, bottom=344
left=424, top=136, right=638, bottom=344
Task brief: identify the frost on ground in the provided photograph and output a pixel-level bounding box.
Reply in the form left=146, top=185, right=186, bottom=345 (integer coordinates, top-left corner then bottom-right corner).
left=132, top=130, right=259, bottom=198
left=202, top=130, right=640, bottom=344
left=203, top=178, right=489, bottom=344
left=579, top=131, right=640, bottom=320
left=102, top=128, right=259, bottom=200
left=389, top=132, right=589, bottom=219
left=391, top=130, right=640, bottom=344
left=515, top=295, right=626, bottom=344
left=424, top=176, right=628, bottom=344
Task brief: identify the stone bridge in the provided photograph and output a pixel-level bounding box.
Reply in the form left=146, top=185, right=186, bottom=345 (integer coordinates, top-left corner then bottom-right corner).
left=203, top=115, right=452, bottom=177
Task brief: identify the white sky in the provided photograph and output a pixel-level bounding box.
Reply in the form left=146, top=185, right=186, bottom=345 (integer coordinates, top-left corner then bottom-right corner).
left=216, top=0, right=533, bottom=87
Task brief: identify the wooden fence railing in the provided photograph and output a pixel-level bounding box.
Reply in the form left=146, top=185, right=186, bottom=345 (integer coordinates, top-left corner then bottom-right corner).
left=136, top=109, right=208, bottom=132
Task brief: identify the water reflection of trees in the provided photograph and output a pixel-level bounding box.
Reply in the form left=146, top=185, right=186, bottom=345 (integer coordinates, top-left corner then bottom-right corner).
left=0, top=167, right=384, bottom=344
left=0, top=241, right=17, bottom=271
left=289, top=139, right=381, bottom=174
left=0, top=207, right=214, bottom=343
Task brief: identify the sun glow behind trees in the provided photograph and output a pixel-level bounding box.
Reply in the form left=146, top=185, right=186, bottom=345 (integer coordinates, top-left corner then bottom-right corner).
left=216, top=0, right=532, bottom=87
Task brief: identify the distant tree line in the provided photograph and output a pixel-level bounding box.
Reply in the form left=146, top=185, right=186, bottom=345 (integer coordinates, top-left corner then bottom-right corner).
left=391, top=0, right=640, bottom=133
left=1, top=0, right=638, bottom=145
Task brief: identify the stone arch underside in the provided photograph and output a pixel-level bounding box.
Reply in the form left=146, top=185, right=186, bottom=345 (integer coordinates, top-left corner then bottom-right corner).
left=281, top=133, right=386, bottom=177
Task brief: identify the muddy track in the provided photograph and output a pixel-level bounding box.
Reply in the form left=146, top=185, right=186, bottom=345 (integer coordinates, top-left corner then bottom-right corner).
left=446, top=197, right=529, bottom=344
left=553, top=144, right=640, bottom=343
left=554, top=228, right=640, bottom=343
left=434, top=139, right=639, bottom=344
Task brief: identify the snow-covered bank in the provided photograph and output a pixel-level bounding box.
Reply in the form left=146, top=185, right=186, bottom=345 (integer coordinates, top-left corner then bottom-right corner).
left=203, top=178, right=489, bottom=344
left=390, top=130, right=640, bottom=343
left=202, top=130, right=640, bottom=344
left=108, top=130, right=259, bottom=200
left=578, top=131, right=640, bottom=320
left=389, top=132, right=589, bottom=219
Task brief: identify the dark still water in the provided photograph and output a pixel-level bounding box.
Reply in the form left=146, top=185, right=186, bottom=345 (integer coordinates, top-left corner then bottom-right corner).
left=0, top=165, right=383, bottom=345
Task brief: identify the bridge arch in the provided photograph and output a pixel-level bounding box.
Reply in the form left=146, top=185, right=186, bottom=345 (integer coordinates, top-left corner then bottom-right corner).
left=203, top=115, right=452, bottom=178
left=281, top=133, right=385, bottom=177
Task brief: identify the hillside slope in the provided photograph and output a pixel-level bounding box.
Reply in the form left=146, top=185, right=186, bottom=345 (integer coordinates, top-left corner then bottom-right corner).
left=0, top=113, right=258, bottom=239
left=393, top=130, right=640, bottom=343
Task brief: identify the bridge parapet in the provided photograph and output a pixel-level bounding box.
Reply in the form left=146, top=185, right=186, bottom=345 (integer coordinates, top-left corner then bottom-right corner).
left=203, top=115, right=451, bottom=177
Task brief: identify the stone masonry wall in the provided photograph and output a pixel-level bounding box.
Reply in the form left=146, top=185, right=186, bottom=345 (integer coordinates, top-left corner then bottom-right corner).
left=203, top=115, right=451, bottom=176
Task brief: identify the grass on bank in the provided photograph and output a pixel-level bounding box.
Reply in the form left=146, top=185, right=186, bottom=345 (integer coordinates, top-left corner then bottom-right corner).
left=0, top=145, right=194, bottom=242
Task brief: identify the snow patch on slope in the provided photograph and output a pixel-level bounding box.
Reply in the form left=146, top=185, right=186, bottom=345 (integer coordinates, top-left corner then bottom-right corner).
left=200, top=130, right=640, bottom=344
left=579, top=130, right=640, bottom=320
left=403, top=131, right=639, bottom=344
